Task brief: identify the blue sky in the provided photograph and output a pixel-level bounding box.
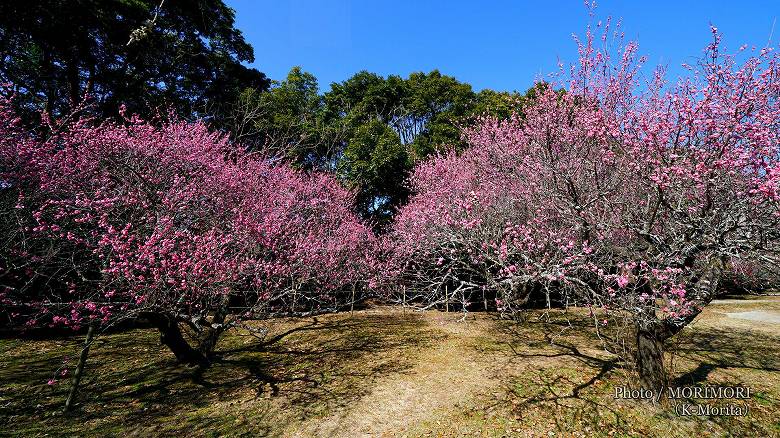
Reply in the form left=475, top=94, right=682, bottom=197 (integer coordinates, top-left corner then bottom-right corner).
left=225, top=0, right=780, bottom=93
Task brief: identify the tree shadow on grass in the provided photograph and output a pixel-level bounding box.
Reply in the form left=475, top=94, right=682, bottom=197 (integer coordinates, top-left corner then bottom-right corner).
left=670, top=326, right=780, bottom=386
left=666, top=326, right=780, bottom=437
left=484, top=313, right=634, bottom=435
left=483, top=311, right=780, bottom=437
left=0, top=311, right=436, bottom=437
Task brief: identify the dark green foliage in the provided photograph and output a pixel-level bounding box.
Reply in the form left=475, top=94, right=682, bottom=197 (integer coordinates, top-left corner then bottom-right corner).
left=396, top=70, right=475, bottom=158
left=223, top=66, right=543, bottom=225
left=0, top=0, right=269, bottom=121
left=339, top=120, right=409, bottom=225
left=325, top=73, right=543, bottom=224
left=472, top=89, right=525, bottom=120
left=326, top=70, right=479, bottom=224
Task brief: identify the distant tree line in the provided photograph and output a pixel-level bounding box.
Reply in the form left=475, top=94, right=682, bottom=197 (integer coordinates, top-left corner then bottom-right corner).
left=0, top=0, right=543, bottom=227
left=220, top=67, right=547, bottom=226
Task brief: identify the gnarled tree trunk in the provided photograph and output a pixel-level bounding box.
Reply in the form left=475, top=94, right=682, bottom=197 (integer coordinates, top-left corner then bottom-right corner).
left=146, top=313, right=208, bottom=366
left=635, top=324, right=666, bottom=396
left=144, top=294, right=232, bottom=367
left=195, top=294, right=231, bottom=359
left=634, top=261, right=724, bottom=397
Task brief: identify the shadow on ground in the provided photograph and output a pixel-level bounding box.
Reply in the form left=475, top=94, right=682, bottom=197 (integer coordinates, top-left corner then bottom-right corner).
left=2, top=307, right=779, bottom=437
left=671, top=326, right=780, bottom=385
left=0, top=311, right=436, bottom=437
left=473, top=310, right=780, bottom=437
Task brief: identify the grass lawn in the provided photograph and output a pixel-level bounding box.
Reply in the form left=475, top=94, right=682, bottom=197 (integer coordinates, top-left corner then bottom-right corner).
left=1, top=297, right=779, bottom=437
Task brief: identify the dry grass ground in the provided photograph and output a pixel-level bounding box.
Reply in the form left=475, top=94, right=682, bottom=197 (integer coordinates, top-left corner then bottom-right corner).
left=1, top=297, right=779, bottom=437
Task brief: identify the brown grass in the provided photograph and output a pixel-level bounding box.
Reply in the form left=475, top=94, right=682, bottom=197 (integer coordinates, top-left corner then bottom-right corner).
left=1, top=299, right=779, bottom=437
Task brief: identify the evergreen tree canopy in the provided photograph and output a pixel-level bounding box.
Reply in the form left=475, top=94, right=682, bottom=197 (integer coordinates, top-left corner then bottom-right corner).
left=0, top=0, right=269, bottom=121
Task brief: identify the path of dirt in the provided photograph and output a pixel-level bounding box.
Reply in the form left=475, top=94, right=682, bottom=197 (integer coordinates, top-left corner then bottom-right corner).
left=291, top=312, right=498, bottom=438
left=724, top=310, right=780, bottom=323
left=711, top=299, right=779, bottom=305
left=706, top=296, right=780, bottom=328
left=291, top=297, right=780, bottom=437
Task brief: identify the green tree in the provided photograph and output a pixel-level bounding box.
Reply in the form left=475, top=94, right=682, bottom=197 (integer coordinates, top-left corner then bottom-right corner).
left=0, top=0, right=269, bottom=121
left=339, top=120, right=409, bottom=225
left=223, top=67, right=348, bottom=170
left=472, top=89, right=524, bottom=120
left=324, top=70, right=479, bottom=223
left=228, top=68, right=535, bottom=226
left=324, top=71, right=405, bottom=126
left=394, top=70, right=476, bottom=158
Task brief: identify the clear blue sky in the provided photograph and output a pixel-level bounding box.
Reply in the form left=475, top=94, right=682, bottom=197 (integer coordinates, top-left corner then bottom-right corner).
left=225, top=0, right=780, bottom=93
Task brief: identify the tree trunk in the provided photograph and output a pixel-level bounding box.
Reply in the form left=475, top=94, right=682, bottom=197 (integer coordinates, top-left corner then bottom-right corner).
left=350, top=283, right=356, bottom=316
left=147, top=313, right=208, bottom=366
left=632, top=261, right=724, bottom=399
left=197, top=294, right=231, bottom=358
left=64, top=323, right=95, bottom=412
left=67, top=60, right=80, bottom=110
left=636, top=325, right=666, bottom=397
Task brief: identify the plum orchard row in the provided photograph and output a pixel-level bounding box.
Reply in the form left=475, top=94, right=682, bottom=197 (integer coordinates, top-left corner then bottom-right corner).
left=2, top=23, right=779, bottom=409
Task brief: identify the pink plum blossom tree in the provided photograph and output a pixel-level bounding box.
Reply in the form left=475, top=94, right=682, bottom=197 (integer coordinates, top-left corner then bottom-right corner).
left=1, top=99, right=375, bottom=366
left=389, top=22, right=780, bottom=394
